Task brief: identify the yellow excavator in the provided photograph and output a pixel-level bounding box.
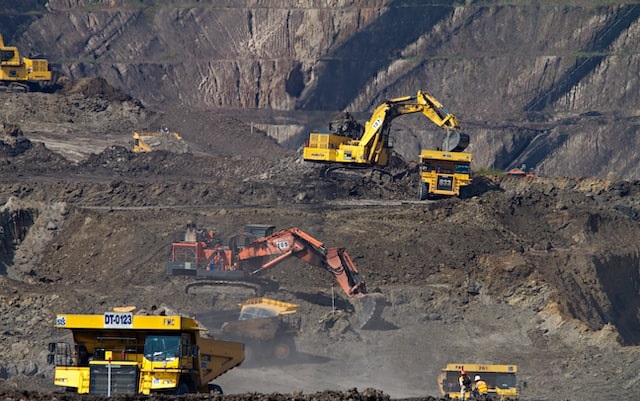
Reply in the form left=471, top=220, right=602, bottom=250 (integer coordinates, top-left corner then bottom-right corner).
left=0, top=33, right=52, bottom=92
left=302, top=90, right=472, bottom=198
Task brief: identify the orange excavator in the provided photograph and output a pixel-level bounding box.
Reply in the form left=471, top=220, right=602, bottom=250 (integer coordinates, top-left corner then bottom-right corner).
left=168, top=224, right=383, bottom=328
left=236, top=227, right=368, bottom=297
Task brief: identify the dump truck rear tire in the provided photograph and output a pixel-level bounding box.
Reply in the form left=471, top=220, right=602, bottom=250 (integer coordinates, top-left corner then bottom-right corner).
left=273, top=337, right=296, bottom=360
left=208, top=384, right=223, bottom=394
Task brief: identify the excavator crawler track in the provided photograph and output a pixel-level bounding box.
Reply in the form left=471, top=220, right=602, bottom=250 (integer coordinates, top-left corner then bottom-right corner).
left=184, top=279, right=274, bottom=296
left=322, top=165, right=393, bottom=184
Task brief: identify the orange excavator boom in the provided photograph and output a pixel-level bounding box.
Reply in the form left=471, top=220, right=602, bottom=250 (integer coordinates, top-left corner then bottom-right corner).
left=236, top=228, right=367, bottom=296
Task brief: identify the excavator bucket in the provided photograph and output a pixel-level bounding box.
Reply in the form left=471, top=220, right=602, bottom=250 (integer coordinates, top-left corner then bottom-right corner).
left=352, top=294, right=385, bottom=329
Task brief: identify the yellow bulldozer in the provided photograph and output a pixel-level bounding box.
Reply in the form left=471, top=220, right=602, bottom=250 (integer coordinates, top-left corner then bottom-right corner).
left=132, top=129, right=190, bottom=153
left=0, top=33, right=52, bottom=92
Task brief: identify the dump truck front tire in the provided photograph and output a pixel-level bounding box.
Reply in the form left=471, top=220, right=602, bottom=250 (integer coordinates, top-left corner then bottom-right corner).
left=418, top=181, right=429, bottom=200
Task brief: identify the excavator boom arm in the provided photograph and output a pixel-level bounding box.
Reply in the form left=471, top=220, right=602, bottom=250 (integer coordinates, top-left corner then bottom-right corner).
left=356, top=90, right=461, bottom=156
left=416, top=90, right=461, bottom=130
left=236, top=228, right=367, bottom=297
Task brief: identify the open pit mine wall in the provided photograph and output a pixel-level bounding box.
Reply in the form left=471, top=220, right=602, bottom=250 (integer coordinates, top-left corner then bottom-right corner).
left=0, top=206, right=35, bottom=276
left=4, top=0, right=641, bottom=179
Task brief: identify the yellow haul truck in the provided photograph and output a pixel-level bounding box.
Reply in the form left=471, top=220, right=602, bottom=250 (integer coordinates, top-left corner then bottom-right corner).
left=220, top=297, right=301, bottom=362
left=418, top=148, right=472, bottom=199
left=438, top=363, right=519, bottom=400
left=47, top=309, right=244, bottom=395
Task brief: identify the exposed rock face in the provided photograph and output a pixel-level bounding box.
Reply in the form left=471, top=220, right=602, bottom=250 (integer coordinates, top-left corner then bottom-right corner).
left=4, top=1, right=639, bottom=179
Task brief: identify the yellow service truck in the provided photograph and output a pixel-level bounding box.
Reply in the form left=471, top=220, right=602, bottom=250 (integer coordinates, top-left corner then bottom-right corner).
left=438, top=363, right=519, bottom=400
left=47, top=308, right=244, bottom=395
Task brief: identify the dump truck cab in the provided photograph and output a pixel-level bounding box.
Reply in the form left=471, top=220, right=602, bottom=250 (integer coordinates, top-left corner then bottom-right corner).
left=48, top=309, right=244, bottom=395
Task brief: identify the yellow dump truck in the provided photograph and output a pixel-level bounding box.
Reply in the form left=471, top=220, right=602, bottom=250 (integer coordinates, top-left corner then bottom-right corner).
left=438, top=363, right=519, bottom=400
left=418, top=149, right=472, bottom=199
left=220, top=297, right=301, bottom=362
left=47, top=308, right=244, bottom=395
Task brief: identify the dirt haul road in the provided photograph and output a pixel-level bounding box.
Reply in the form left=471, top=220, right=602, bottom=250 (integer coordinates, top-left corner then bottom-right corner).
left=0, top=82, right=638, bottom=401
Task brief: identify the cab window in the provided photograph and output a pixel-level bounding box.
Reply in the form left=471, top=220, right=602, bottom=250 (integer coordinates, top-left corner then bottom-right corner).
left=239, top=306, right=277, bottom=320
left=455, top=164, right=470, bottom=174
left=144, top=335, right=180, bottom=361
left=494, top=373, right=517, bottom=389
left=1, top=50, right=15, bottom=62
